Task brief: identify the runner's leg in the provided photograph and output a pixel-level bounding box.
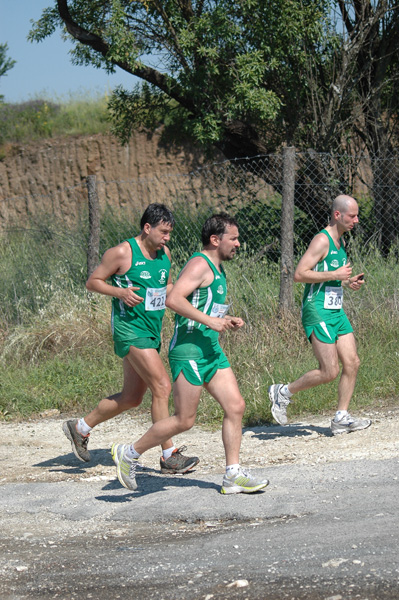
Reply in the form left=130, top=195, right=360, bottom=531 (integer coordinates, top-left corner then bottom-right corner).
left=204, top=367, right=245, bottom=466
left=133, top=372, right=202, bottom=455
left=288, top=334, right=340, bottom=394
left=336, top=332, right=360, bottom=411
left=84, top=356, right=147, bottom=428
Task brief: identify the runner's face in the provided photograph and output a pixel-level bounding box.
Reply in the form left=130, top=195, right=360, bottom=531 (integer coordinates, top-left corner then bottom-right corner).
left=147, top=221, right=173, bottom=249
left=338, top=201, right=359, bottom=231
left=218, top=225, right=240, bottom=260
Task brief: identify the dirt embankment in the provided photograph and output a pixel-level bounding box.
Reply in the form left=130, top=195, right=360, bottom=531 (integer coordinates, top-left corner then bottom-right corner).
left=0, top=131, right=212, bottom=228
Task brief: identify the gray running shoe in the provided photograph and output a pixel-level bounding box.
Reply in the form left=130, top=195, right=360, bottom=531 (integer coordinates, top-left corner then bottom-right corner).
left=111, top=443, right=138, bottom=490
left=331, top=414, right=372, bottom=436
left=62, top=419, right=90, bottom=462
left=160, top=445, right=199, bottom=474
left=268, top=384, right=290, bottom=425
left=221, top=468, right=269, bottom=495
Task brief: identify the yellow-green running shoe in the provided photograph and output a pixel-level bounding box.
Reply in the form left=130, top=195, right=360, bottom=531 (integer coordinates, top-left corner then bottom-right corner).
left=111, top=443, right=138, bottom=490
left=221, top=468, right=269, bottom=495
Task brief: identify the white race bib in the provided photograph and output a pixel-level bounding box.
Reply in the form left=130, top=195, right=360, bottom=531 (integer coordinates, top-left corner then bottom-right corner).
left=324, top=286, right=343, bottom=309
left=210, top=302, right=230, bottom=318
left=145, top=286, right=167, bottom=311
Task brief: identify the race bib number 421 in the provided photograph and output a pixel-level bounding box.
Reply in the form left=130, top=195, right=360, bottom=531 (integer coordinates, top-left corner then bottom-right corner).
left=324, top=286, right=343, bottom=309
left=145, top=286, right=167, bottom=311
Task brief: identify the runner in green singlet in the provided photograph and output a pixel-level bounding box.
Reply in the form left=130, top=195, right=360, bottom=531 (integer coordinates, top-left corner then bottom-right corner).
left=269, top=195, right=372, bottom=436
left=62, top=203, right=198, bottom=474
left=110, top=213, right=270, bottom=495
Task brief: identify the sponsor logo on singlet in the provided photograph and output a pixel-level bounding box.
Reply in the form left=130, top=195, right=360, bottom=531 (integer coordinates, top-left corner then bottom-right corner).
left=135, top=261, right=146, bottom=266
left=217, top=285, right=224, bottom=295
left=140, top=271, right=151, bottom=279
left=331, top=260, right=339, bottom=268
left=158, top=269, right=167, bottom=284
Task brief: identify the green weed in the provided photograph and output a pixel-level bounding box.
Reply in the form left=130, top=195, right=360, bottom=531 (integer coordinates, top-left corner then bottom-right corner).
left=0, top=228, right=398, bottom=424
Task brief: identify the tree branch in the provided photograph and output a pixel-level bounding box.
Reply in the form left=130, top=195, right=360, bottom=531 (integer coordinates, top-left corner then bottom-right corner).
left=56, top=0, right=195, bottom=111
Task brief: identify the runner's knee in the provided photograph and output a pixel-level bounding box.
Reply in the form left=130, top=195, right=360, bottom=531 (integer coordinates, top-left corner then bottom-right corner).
left=149, top=376, right=172, bottom=400
left=119, top=392, right=145, bottom=409
left=342, top=354, right=360, bottom=375
left=321, top=363, right=340, bottom=383
left=226, top=396, right=246, bottom=419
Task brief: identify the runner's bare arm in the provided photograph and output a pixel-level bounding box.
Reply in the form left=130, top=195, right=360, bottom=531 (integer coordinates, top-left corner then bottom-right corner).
left=86, top=243, right=143, bottom=306
left=164, top=246, right=173, bottom=296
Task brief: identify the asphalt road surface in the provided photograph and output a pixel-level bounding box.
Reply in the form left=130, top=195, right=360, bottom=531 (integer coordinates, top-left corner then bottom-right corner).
left=1, top=456, right=398, bottom=599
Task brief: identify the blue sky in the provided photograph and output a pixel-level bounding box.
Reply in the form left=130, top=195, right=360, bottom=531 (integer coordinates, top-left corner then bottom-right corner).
left=0, top=0, right=138, bottom=103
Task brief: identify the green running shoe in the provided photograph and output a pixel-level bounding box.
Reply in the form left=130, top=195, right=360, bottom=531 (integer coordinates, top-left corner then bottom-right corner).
left=111, top=443, right=138, bottom=490
left=221, top=468, right=269, bottom=495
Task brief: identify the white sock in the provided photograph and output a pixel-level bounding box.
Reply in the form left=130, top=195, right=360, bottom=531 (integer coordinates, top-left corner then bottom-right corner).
left=281, top=384, right=293, bottom=398
left=126, top=444, right=140, bottom=460
left=76, top=418, right=92, bottom=436
left=226, top=464, right=240, bottom=476
left=334, top=410, right=348, bottom=422
left=162, top=446, right=176, bottom=460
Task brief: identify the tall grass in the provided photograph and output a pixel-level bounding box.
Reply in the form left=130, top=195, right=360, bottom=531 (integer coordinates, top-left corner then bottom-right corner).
left=0, top=226, right=398, bottom=423
left=0, top=93, right=110, bottom=148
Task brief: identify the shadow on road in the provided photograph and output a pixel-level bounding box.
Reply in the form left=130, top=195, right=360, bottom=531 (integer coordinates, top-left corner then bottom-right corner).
left=245, top=423, right=331, bottom=440
left=96, top=472, right=222, bottom=501
left=33, top=448, right=115, bottom=472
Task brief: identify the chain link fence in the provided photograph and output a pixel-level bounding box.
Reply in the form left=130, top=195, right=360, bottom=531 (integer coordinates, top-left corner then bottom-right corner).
left=1, top=149, right=398, bottom=324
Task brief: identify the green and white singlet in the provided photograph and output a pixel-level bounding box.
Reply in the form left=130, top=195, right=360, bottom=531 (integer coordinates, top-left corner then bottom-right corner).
left=301, top=229, right=348, bottom=327
left=111, top=237, right=170, bottom=344
left=168, top=252, right=229, bottom=360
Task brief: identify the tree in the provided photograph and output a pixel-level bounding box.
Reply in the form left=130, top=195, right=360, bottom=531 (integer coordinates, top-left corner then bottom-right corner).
left=30, top=1, right=399, bottom=250
left=296, top=1, right=399, bottom=249
left=29, top=0, right=328, bottom=158
left=0, top=43, right=16, bottom=101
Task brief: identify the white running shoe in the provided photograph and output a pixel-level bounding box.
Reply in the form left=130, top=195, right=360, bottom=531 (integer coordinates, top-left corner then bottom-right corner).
left=268, top=384, right=290, bottom=425
left=331, top=414, right=371, bottom=436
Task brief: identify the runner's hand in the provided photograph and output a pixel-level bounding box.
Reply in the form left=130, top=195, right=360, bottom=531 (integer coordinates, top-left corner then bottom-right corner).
left=227, top=317, right=245, bottom=330
left=348, top=273, right=365, bottom=290
left=334, top=262, right=353, bottom=281
left=119, top=286, right=143, bottom=307
left=207, top=317, right=234, bottom=332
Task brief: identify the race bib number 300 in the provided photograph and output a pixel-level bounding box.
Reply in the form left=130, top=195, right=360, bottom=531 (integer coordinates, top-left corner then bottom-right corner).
left=145, top=286, right=167, bottom=311
left=324, top=286, right=343, bottom=309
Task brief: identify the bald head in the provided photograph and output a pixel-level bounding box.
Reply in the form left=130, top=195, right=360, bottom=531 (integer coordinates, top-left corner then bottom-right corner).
left=331, top=194, right=358, bottom=216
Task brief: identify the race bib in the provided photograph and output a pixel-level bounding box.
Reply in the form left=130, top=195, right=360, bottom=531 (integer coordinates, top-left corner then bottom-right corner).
left=210, top=302, right=230, bottom=318
left=145, top=286, right=167, bottom=311
left=324, top=286, right=343, bottom=309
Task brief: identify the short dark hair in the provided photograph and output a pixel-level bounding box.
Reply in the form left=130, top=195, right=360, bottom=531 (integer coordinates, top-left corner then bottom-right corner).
left=140, top=203, right=175, bottom=229
left=201, top=212, right=238, bottom=245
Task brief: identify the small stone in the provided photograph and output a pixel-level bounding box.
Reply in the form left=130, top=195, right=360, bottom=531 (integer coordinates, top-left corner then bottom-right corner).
left=226, top=579, right=249, bottom=588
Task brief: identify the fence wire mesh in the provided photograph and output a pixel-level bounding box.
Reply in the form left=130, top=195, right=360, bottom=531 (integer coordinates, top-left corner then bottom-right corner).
left=0, top=150, right=398, bottom=325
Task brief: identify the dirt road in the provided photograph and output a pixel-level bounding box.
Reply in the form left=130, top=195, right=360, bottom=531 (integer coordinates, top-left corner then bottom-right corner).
left=1, top=406, right=398, bottom=487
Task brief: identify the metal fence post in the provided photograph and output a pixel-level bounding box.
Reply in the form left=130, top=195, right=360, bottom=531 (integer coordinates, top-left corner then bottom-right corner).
left=86, top=175, right=100, bottom=279
left=279, top=146, right=295, bottom=312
